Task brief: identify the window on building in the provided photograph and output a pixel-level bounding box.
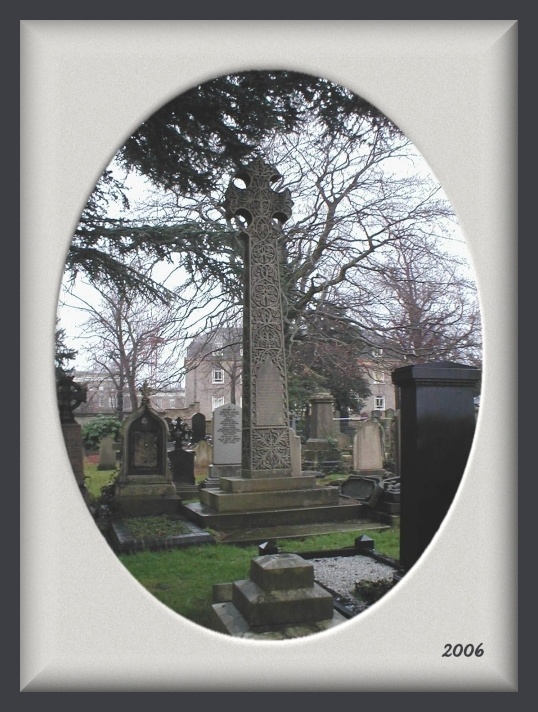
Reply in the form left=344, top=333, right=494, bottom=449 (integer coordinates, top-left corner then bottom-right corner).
left=98, top=395, right=105, bottom=408
left=169, top=398, right=176, bottom=408
left=212, top=368, right=224, bottom=384
left=372, top=347, right=383, bottom=357
left=212, top=396, right=225, bottom=410
left=374, top=396, right=385, bottom=410
left=109, top=395, right=116, bottom=408
left=373, top=370, right=385, bottom=383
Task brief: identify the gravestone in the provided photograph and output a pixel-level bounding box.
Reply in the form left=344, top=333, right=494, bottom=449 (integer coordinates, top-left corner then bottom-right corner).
left=302, top=392, right=342, bottom=472
left=352, top=419, right=385, bottom=475
left=168, top=441, right=198, bottom=497
left=57, top=374, right=89, bottom=501
left=201, top=403, right=242, bottom=488
left=341, top=474, right=384, bottom=508
left=194, top=439, right=212, bottom=469
left=381, top=408, right=396, bottom=468
left=191, top=412, right=207, bottom=444
left=308, top=392, right=335, bottom=441
left=289, top=428, right=302, bottom=476
left=98, top=435, right=116, bottom=471
left=114, top=383, right=180, bottom=516
left=392, top=361, right=481, bottom=572
left=183, top=159, right=360, bottom=530
left=211, top=553, right=346, bottom=639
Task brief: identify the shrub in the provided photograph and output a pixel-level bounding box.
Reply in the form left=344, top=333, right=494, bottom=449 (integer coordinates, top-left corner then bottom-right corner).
left=82, top=415, right=122, bottom=450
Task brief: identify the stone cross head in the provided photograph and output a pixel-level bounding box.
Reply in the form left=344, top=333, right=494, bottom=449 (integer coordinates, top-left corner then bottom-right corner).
left=224, top=157, right=293, bottom=228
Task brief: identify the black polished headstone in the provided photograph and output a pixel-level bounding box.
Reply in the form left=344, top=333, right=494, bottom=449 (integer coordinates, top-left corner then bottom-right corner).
left=191, top=412, right=207, bottom=444
left=392, top=361, right=480, bottom=572
left=168, top=444, right=195, bottom=485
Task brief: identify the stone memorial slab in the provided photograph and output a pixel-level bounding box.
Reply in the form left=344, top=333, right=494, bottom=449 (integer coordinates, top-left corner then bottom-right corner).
left=191, top=412, right=207, bottom=444
left=194, top=439, right=212, bottom=468
left=289, top=428, right=302, bottom=476
left=115, top=383, right=180, bottom=515
left=168, top=445, right=195, bottom=485
left=341, top=475, right=383, bottom=507
left=57, top=374, right=88, bottom=499
left=98, top=434, right=116, bottom=470
left=352, top=420, right=384, bottom=472
left=212, top=403, right=242, bottom=465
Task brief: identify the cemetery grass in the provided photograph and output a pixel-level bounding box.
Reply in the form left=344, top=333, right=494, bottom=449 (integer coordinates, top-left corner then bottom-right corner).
left=117, top=528, right=400, bottom=629
left=84, top=459, right=400, bottom=628
left=84, top=460, right=117, bottom=500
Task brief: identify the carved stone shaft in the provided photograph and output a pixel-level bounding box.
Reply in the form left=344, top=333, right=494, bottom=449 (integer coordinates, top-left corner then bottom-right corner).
left=224, top=158, right=293, bottom=478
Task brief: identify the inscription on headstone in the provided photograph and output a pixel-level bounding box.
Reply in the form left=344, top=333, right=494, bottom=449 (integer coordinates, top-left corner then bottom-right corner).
left=133, top=431, right=158, bottom=469
left=212, top=403, right=242, bottom=466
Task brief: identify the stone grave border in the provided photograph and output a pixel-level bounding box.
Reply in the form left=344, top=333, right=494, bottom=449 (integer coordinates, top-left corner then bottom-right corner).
left=109, top=517, right=215, bottom=554
left=291, top=546, right=402, bottom=620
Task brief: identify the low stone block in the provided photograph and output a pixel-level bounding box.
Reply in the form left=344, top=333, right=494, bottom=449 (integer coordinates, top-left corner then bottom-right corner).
left=250, top=554, right=314, bottom=591
left=212, top=582, right=233, bottom=603
left=199, top=485, right=340, bottom=513
left=232, top=578, right=334, bottom=627
left=219, top=475, right=316, bottom=494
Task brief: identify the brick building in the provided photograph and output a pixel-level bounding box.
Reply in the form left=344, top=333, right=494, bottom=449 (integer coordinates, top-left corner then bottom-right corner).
left=72, top=370, right=186, bottom=424
left=184, top=328, right=242, bottom=418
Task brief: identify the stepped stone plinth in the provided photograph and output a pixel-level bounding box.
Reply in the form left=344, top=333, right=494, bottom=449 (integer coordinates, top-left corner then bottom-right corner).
left=211, top=553, right=346, bottom=639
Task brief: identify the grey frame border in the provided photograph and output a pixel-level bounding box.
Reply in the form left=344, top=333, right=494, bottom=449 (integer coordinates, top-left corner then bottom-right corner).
left=20, top=20, right=518, bottom=692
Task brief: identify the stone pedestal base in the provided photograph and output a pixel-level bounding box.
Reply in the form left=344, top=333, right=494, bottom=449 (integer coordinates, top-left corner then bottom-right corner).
left=200, top=463, right=241, bottom=489
left=302, top=442, right=342, bottom=473
left=114, top=481, right=182, bottom=516
left=211, top=553, right=346, bottom=639
left=173, top=483, right=200, bottom=497
left=183, top=470, right=368, bottom=532
left=200, top=475, right=339, bottom=513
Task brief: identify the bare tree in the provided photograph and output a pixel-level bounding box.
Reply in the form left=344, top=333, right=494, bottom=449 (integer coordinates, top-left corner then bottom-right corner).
left=337, top=234, right=482, bottom=366
left=183, top=323, right=243, bottom=405
left=62, top=98, right=481, bottom=406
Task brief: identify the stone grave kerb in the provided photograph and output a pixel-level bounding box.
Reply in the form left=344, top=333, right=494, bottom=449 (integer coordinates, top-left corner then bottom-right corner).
left=224, top=157, right=293, bottom=480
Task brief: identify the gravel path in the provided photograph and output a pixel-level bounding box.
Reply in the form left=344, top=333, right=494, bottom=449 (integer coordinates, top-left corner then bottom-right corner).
left=311, top=555, right=396, bottom=616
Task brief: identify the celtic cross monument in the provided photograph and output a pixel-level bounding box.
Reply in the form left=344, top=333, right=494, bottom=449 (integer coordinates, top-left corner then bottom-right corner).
left=187, top=157, right=348, bottom=532
left=224, top=157, right=293, bottom=479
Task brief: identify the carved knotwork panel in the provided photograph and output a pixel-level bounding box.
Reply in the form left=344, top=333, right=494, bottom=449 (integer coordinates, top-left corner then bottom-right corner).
left=251, top=427, right=292, bottom=470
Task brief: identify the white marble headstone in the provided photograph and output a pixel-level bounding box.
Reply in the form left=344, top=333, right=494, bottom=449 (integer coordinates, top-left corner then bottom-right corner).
left=212, top=403, right=242, bottom=466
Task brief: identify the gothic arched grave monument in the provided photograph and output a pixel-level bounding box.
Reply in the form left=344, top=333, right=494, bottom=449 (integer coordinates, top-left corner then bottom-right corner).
left=114, top=385, right=181, bottom=516
left=183, top=158, right=364, bottom=532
